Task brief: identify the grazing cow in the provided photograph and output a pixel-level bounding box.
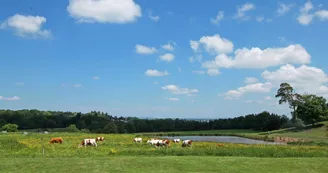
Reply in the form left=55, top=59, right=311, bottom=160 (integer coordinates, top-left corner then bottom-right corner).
left=147, top=139, right=159, bottom=145
left=217, top=143, right=224, bottom=147
left=182, top=140, right=192, bottom=147
left=133, top=137, right=142, bottom=143
left=173, top=139, right=180, bottom=143
left=96, top=137, right=105, bottom=142
left=49, top=137, right=63, bottom=144
left=79, top=139, right=97, bottom=148
left=162, top=139, right=170, bottom=147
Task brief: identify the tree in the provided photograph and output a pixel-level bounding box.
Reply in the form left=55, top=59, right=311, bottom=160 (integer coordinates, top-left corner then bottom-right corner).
left=296, top=94, right=328, bottom=125
left=275, top=83, right=302, bottom=121
left=2, top=123, right=19, bottom=132
left=103, top=121, right=118, bottom=133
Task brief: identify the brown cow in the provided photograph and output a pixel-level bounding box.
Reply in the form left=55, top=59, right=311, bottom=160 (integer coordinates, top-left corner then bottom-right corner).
left=96, top=137, right=105, bottom=142
left=49, top=137, right=63, bottom=144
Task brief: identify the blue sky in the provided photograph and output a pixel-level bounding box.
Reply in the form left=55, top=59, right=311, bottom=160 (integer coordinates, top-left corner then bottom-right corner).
left=1, top=0, right=328, bottom=119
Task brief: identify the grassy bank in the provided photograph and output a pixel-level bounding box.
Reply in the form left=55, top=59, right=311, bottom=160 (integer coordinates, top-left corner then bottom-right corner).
left=1, top=157, right=327, bottom=173
left=1, top=133, right=328, bottom=158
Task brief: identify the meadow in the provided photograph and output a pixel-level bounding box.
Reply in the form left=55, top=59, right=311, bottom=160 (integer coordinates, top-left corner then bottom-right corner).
left=1, top=129, right=328, bottom=172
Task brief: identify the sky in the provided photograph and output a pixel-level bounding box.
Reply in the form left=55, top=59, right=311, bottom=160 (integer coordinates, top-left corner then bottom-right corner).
left=1, top=0, right=328, bottom=119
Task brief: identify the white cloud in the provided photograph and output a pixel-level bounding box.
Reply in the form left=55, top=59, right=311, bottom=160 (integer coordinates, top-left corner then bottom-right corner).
left=0, top=96, right=20, bottom=101
left=264, top=96, right=272, bottom=100
left=210, top=11, right=224, bottom=25
left=166, top=97, right=180, bottom=101
left=235, top=3, right=255, bottom=20
left=297, top=1, right=314, bottom=25
left=192, top=70, right=205, bottom=75
left=148, top=11, right=160, bottom=22
left=159, top=53, right=175, bottom=62
left=262, top=64, right=328, bottom=96
left=161, top=41, right=176, bottom=51
left=256, top=16, right=264, bottom=22
left=1, top=14, right=51, bottom=38
left=190, top=40, right=199, bottom=52
left=73, top=84, right=83, bottom=88
left=15, top=82, right=24, bottom=86
left=315, top=10, right=328, bottom=20
left=277, top=3, right=294, bottom=16
left=162, top=85, right=199, bottom=95
left=93, top=76, right=100, bottom=80
left=202, top=44, right=310, bottom=69
left=189, top=55, right=203, bottom=63
left=191, top=34, right=234, bottom=54
left=145, top=69, right=169, bottom=76
left=224, top=82, right=273, bottom=99
left=245, top=100, right=263, bottom=104
left=67, top=0, right=142, bottom=23
left=244, top=77, right=258, bottom=84
left=135, top=44, right=157, bottom=54
left=207, top=69, right=220, bottom=76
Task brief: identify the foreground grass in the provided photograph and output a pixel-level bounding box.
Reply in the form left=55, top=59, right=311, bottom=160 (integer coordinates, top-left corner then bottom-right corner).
left=1, top=156, right=327, bottom=173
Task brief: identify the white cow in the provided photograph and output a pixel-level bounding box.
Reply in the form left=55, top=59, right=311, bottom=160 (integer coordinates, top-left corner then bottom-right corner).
left=173, top=139, right=181, bottom=143
left=79, top=138, right=98, bottom=148
left=147, top=139, right=159, bottom=145
left=133, top=137, right=142, bottom=143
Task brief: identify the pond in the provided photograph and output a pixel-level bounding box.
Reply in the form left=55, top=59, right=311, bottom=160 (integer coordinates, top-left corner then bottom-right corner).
left=160, top=136, right=286, bottom=145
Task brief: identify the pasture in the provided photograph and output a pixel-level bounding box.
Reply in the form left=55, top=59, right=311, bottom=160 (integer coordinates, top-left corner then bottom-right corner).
left=1, top=132, right=328, bottom=158
left=1, top=157, right=328, bottom=173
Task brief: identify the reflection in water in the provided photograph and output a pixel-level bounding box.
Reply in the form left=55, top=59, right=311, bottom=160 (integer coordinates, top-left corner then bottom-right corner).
left=160, top=136, right=286, bottom=145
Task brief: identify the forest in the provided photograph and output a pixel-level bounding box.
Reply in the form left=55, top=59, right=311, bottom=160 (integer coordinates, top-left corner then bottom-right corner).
left=1, top=82, right=328, bottom=133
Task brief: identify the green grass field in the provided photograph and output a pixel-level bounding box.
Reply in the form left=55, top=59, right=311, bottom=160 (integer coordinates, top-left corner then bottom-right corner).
left=1, top=126, right=328, bottom=173
left=1, top=157, right=328, bottom=173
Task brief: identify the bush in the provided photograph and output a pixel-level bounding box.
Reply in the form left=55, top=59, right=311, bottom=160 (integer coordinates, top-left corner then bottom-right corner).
left=80, top=128, right=90, bottom=133
left=66, top=124, right=79, bottom=132
left=1, top=123, right=19, bottom=132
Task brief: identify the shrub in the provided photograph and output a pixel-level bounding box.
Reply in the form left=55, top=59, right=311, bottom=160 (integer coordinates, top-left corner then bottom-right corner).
left=80, top=129, right=90, bottom=133
left=66, top=124, right=79, bottom=132
left=1, top=123, right=18, bottom=132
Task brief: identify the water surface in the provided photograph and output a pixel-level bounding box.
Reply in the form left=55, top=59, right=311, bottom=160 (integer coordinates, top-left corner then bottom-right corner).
left=160, top=136, right=285, bottom=145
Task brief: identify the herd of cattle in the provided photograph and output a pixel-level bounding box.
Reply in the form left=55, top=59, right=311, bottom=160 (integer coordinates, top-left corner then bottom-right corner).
left=48, top=137, right=193, bottom=148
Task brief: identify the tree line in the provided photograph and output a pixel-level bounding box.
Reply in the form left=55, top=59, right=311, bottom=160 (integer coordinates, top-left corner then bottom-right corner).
left=0, top=109, right=289, bottom=133
left=1, top=82, right=327, bottom=133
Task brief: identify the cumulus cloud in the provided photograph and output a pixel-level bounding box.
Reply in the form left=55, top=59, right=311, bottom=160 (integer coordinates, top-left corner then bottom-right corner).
left=159, top=53, right=175, bottom=62
left=223, top=82, right=273, bottom=99
left=210, top=11, right=224, bottom=25
left=235, top=3, right=255, bottom=20
left=297, top=1, right=314, bottom=25
left=67, top=0, right=142, bottom=23
left=262, top=64, right=328, bottom=96
left=145, top=69, right=169, bottom=76
left=1, top=14, right=51, bottom=38
left=161, top=41, right=176, bottom=51
left=245, top=100, right=263, bottom=104
left=207, top=69, right=220, bottom=76
left=190, top=34, right=234, bottom=54
left=277, top=3, right=294, bottom=16
left=315, top=10, right=328, bottom=20
left=135, top=44, right=157, bottom=54
left=0, top=96, right=21, bottom=101
left=148, top=11, right=160, bottom=22
left=162, top=85, right=199, bottom=95
left=93, top=76, right=100, bottom=80
left=202, top=44, right=310, bottom=69
left=166, top=97, right=180, bottom=101
left=244, top=77, right=258, bottom=84
left=256, top=16, right=264, bottom=22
